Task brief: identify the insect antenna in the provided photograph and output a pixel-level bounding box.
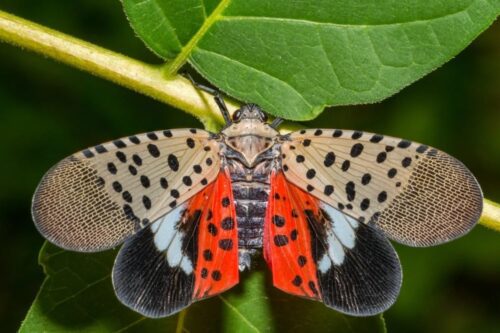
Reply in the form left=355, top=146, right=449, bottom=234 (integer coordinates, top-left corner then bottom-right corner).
left=184, top=73, right=232, bottom=126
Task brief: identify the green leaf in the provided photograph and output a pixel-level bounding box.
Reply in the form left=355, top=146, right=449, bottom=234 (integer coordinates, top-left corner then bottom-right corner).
left=122, top=0, right=499, bottom=120
left=20, top=243, right=385, bottom=332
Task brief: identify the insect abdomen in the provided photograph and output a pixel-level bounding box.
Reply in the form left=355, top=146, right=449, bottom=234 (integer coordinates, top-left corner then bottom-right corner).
left=232, top=183, right=269, bottom=249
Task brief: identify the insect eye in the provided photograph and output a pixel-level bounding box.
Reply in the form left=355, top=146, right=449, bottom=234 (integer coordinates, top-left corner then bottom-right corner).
left=232, top=110, right=241, bottom=121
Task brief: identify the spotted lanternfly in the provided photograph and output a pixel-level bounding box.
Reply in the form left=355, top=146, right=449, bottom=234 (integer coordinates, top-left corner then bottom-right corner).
left=32, top=85, right=483, bottom=318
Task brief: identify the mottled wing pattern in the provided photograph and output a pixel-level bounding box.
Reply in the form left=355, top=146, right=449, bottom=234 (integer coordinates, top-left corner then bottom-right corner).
left=264, top=171, right=321, bottom=300
left=264, top=172, right=401, bottom=315
left=112, top=170, right=239, bottom=318
left=281, top=129, right=483, bottom=246
left=32, top=129, right=220, bottom=252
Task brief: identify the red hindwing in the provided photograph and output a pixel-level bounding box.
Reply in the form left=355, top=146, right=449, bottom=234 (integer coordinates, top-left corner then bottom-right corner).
left=264, top=171, right=321, bottom=300
left=192, top=169, right=239, bottom=299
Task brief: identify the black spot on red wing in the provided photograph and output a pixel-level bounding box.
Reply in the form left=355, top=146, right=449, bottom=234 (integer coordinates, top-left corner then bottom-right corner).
left=351, top=131, right=363, bottom=139
left=298, top=255, right=307, bottom=267
left=186, top=138, right=195, bottom=149
left=203, top=249, right=213, bottom=261
left=112, top=181, right=122, bottom=193
left=388, top=168, right=397, bottom=178
left=95, top=144, right=107, bottom=154
left=376, top=152, right=387, bottom=163
left=147, top=144, right=160, bottom=158
left=83, top=149, right=95, bottom=158
left=219, top=239, right=233, bottom=251
left=272, top=215, right=286, bottom=227
left=378, top=191, right=387, bottom=203
left=160, top=177, right=168, bottom=189
left=132, top=154, right=142, bottom=166
left=341, top=160, right=350, bottom=171
left=398, top=140, right=411, bottom=148
left=211, top=270, right=222, bottom=281
left=308, top=281, right=319, bottom=295
left=201, top=268, right=208, bottom=278
left=350, top=143, right=364, bottom=157
left=128, top=165, right=137, bottom=176
left=324, top=152, right=336, bottom=167
left=221, top=197, right=230, bottom=207
left=208, top=223, right=217, bottom=236
left=107, top=162, right=117, bottom=175
left=292, top=275, right=303, bottom=286
left=290, top=229, right=298, bottom=241
left=143, top=195, right=152, bottom=209
left=291, top=209, right=299, bottom=218
left=274, top=193, right=281, bottom=200
left=324, top=185, right=334, bottom=196
left=147, top=132, right=158, bottom=140
left=170, top=189, right=180, bottom=199
left=360, top=198, right=370, bottom=211
left=370, top=134, right=383, bottom=143
left=122, top=191, right=133, bottom=203
left=346, top=182, right=356, bottom=202
left=221, top=217, right=235, bottom=230
left=333, top=129, right=343, bottom=137
left=193, top=165, right=202, bottom=173
left=402, top=157, right=412, bottom=167
left=274, top=235, right=289, bottom=247
left=306, top=169, right=316, bottom=179
left=116, top=151, right=127, bottom=163
left=183, top=176, right=193, bottom=186
left=361, top=173, right=371, bottom=185
left=168, top=154, right=179, bottom=171
left=206, top=210, right=213, bottom=221
left=296, top=155, right=305, bottom=163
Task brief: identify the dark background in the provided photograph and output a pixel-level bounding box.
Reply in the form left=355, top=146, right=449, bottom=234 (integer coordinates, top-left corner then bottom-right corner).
left=0, top=1, right=498, bottom=332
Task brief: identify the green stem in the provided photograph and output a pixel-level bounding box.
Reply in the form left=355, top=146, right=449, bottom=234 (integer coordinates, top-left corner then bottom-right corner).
left=0, top=9, right=499, bottom=229
left=0, top=9, right=237, bottom=130
left=480, top=199, right=500, bottom=232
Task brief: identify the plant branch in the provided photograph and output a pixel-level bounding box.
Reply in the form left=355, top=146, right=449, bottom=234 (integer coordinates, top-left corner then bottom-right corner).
left=0, top=9, right=239, bottom=130
left=479, top=199, right=500, bottom=232
left=0, top=9, right=499, bottom=230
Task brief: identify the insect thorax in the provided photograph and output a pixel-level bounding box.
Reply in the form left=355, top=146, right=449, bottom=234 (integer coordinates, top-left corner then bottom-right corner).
left=220, top=119, right=280, bottom=268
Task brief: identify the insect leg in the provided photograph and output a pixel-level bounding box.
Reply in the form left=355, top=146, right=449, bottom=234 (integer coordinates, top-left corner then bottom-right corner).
left=185, top=74, right=232, bottom=126
left=270, top=117, right=284, bottom=129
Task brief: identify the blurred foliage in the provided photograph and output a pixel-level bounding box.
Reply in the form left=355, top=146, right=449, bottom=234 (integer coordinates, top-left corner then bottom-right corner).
left=0, top=1, right=498, bottom=332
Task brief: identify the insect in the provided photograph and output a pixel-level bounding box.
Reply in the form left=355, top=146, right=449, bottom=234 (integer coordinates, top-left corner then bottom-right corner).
left=32, top=83, right=483, bottom=318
